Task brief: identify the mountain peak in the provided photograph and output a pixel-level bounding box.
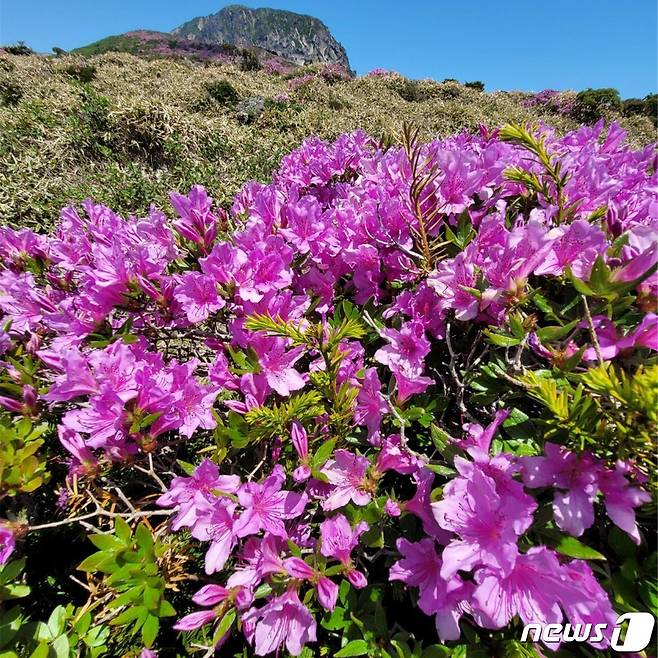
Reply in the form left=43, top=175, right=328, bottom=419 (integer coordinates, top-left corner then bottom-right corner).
left=171, top=5, right=349, bottom=69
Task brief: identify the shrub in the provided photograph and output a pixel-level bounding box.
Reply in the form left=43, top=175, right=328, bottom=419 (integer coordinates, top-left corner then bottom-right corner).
left=0, top=122, right=655, bottom=657
left=0, top=78, right=22, bottom=106
left=205, top=79, right=239, bottom=106
left=2, top=41, right=34, bottom=56
left=63, top=61, right=97, bottom=83
left=623, top=97, right=646, bottom=116
left=573, top=87, right=622, bottom=123
left=392, top=77, right=429, bottom=102
left=239, top=48, right=260, bottom=72
left=643, top=93, right=657, bottom=126
left=70, top=82, right=111, bottom=155
left=464, top=80, right=485, bottom=91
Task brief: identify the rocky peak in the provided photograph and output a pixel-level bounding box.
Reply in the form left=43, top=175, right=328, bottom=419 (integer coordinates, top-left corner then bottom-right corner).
left=171, top=4, right=350, bottom=69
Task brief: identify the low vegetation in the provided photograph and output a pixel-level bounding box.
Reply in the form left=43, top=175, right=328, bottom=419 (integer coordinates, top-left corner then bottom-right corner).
left=0, top=53, right=654, bottom=230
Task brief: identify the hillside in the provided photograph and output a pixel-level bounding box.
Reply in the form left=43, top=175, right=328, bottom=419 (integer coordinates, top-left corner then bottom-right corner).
left=172, top=4, right=350, bottom=68
left=72, top=29, right=296, bottom=68
left=0, top=52, right=653, bottom=229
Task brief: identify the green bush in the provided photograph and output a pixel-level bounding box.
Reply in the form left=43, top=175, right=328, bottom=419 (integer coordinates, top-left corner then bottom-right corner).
left=643, top=93, right=657, bottom=126
left=2, top=42, right=34, bottom=56
left=239, top=48, right=260, bottom=72
left=70, top=83, right=111, bottom=155
left=573, top=87, right=622, bottom=123
left=205, top=79, right=239, bottom=106
left=392, top=78, right=428, bottom=103
left=63, top=62, right=97, bottom=83
left=464, top=80, right=485, bottom=91
left=0, top=78, right=22, bottom=106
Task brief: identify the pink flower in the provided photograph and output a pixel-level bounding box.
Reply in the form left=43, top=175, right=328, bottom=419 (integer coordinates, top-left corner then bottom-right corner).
left=375, top=320, right=430, bottom=372
left=472, top=547, right=568, bottom=631
left=432, top=468, right=534, bottom=578
left=243, top=589, right=317, bottom=656
left=190, top=500, right=238, bottom=574
left=354, top=367, right=388, bottom=439
left=234, top=467, right=308, bottom=538
left=405, top=468, right=451, bottom=542
left=173, top=272, right=224, bottom=324
left=290, top=421, right=311, bottom=482
left=384, top=499, right=401, bottom=517
left=43, top=347, right=98, bottom=401
left=320, top=450, right=372, bottom=511
left=316, top=576, right=339, bottom=611
left=0, top=523, right=16, bottom=565
left=173, top=584, right=231, bottom=631
left=390, top=538, right=472, bottom=641
left=253, top=338, right=306, bottom=397
left=598, top=462, right=651, bottom=544
left=170, top=185, right=219, bottom=253
left=320, top=513, right=368, bottom=566
left=561, top=560, right=617, bottom=648
left=473, top=547, right=617, bottom=650
left=156, top=459, right=240, bottom=532
left=521, top=443, right=600, bottom=537
left=376, top=434, right=424, bottom=475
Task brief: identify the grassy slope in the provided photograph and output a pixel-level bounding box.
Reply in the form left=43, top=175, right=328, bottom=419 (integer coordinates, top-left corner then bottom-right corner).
left=0, top=53, right=654, bottom=230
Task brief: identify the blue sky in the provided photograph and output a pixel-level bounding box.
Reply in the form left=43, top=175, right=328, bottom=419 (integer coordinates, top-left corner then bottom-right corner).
left=2, top=1, right=656, bottom=97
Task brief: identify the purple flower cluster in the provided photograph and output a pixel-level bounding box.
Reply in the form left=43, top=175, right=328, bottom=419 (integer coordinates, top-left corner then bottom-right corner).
left=523, top=89, right=577, bottom=116
left=0, top=120, right=655, bottom=655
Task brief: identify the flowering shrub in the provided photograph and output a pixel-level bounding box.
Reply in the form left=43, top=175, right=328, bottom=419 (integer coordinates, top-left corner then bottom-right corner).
left=366, top=68, right=396, bottom=77
left=262, top=59, right=292, bottom=76
left=523, top=90, right=577, bottom=117
left=287, top=73, right=321, bottom=92
left=0, top=120, right=656, bottom=656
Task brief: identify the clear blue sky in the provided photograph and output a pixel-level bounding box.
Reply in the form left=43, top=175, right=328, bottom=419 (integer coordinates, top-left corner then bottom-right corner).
left=2, top=1, right=656, bottom=98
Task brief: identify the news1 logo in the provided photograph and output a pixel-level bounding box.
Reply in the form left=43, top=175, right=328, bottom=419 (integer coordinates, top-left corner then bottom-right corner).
left=520, top=612, right=655, bottom=652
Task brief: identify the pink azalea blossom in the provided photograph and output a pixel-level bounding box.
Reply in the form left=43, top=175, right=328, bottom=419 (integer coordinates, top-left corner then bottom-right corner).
left=432, top=468, right=534, bottom=578
left=598, top=461, right=651, bottom=544
left=521, top=442, right=600, bottom=537
left=173, top=272, right=225, bottom=324
left=234, top=467, right=308, bottom=538
left=156, top=459, right=239, bottom=532
left=320, top=450, right=372, bottom=511
left=390, top=538, right=473, bottom=641
left=243, top=589, right=317, bottom=656
left=354, top=367, right=388, bottom=439
left=0, top=523, right=15, bottom=565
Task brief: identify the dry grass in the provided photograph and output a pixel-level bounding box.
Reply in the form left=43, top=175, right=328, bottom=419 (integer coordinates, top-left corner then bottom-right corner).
left=1, top=53, right=654, bottom=229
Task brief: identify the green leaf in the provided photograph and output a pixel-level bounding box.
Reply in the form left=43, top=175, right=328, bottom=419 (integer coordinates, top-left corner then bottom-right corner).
left=335, top=639, right=371, bottom=657
left=158, top=599, right=176, bottom=617
left=47, top=606, right=66, bottom=637
left=176, top=460, right=196, bottom=476
left=483, top=330, right=521, bottom=347
left=113, top=517, right=131, bottom=544
left=536, top=320, right=577, bottom=342
left=0, top=559, right=26, bottom=585
left=77, top=552, right=116, bottom=573
left=141, top=615, right=159, bottom=648
left=89, top=534, right=124, bottom=552
left=554, top=536, right=606, bottom=560
left=312, top=438, right=336, bottom=468
left=213, top=608, right=236, bottom=645
left=135, top=523, right=155, bottom=552
left=425, top=463, right=456, bottom=477
left=28, top=644, right=49, bottom=658
left=110, top=605, right=145, bottom=627
left=51, top=634, right=70, bottom=658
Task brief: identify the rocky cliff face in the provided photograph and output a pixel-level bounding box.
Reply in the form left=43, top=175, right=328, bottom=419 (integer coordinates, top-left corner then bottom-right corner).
left=171, top=4, right=350, bottom=69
